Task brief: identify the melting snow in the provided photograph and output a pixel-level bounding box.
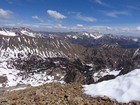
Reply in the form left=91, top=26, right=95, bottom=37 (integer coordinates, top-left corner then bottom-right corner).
left=84, top=69, right=140, bottom=103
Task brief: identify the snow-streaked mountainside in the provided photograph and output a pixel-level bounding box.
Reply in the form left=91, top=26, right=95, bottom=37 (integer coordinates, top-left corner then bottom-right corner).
left=84, top=69, right=140, bottom=103
left=0, top=27, right=42, bottom=37
left=0, top=35, right=85, bottom=59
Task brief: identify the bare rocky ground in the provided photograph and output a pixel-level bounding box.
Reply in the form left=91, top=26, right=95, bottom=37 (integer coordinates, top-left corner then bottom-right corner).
left=0, top=83, right=140, bottom=105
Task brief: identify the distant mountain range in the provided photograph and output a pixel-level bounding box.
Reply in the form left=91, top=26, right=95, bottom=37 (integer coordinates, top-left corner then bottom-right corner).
left=43, top=31, right=140, bottom=48
left=0, top=27, right=140, bottom=87
left=1, top=27, right=140, bottom=48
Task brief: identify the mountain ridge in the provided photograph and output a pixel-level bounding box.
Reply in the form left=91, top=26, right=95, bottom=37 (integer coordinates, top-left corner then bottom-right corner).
left=0, top=27, right=140, bottom=88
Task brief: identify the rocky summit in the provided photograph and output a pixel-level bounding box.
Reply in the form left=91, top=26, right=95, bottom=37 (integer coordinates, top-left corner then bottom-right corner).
left=0, top=83, right=140, bottom=105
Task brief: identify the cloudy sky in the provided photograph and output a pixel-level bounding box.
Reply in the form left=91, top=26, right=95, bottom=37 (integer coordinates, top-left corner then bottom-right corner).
left=0, top=0, right=140, bottom=36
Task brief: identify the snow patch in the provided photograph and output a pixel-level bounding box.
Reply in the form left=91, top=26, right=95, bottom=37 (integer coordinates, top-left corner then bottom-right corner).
left=0, top=30, right=16, bottom=36
left=93, top=69, right=120, bottom=82
left=133, top=38, right=138, bottom=42
left=20, top=30, right=35, bottom=37
left=84, top=69, right=140, bottom=103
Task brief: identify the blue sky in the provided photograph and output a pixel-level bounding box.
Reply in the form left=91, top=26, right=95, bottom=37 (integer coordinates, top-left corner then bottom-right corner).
left=0, top=0, right=140, bottom=36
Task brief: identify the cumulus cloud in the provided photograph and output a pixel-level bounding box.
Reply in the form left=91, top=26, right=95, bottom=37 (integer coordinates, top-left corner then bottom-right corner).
left=105, top=11, right=129, bottom=18
left=76, top=13, right=97, bottom=22
left=47, top=10, right=67, bottom=19
left=76, top=24, right=83, bottom=27
left=0, top=8, right=13, bottom=19
left=32, top=16, right=43, bottom=22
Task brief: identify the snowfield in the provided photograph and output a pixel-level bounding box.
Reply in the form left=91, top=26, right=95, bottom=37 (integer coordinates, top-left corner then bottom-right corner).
left=0, top=59, right=64, bottom=87
left=83, top=69, right=140, bottom=103
left=0, top=30, right=16, bottom=36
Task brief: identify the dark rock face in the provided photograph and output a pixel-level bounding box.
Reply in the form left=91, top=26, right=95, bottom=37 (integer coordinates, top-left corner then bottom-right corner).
left=97, top=75, right=116, bottom=83
left=0, top=76, right=7, bottom=84
left=84, top=47, right=140, bottom=74
left=0, top=76, right=7, bottom=87
left=10, top=47, right=140, bottom=84
left=11, top=55, right=94, bottom=84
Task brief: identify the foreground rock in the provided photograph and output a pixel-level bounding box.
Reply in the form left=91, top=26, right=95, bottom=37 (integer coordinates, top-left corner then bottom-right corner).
left=0, top=83, right=140, bottom=105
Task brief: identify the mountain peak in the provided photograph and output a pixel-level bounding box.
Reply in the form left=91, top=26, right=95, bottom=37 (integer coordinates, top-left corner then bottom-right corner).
left=0, top=27, right=41, bottom=37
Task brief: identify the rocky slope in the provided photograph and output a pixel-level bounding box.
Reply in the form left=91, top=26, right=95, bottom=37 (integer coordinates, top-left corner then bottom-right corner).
left=0, top=83, right=140, bottom=105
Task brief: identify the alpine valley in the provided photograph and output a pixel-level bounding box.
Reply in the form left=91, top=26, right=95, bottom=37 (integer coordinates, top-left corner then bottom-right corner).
left=0, top=27, right=140, bottom=104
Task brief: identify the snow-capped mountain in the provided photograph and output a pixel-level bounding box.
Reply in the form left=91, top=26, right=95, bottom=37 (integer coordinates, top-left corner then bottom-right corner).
left=41, top=31, right=140, bottom=48
left=65, top=32, right=140, bottom=48
left=0, top=27, right=140, bottom=88
left=0, top=27, right=42, bottom=37
left=1, top=27, right=140, bottom=48
left=66, top=31, right=103, bottom=39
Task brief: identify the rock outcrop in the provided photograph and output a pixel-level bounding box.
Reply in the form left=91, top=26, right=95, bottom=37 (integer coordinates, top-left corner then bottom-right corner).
left=0, top=83, right=140, bottom=105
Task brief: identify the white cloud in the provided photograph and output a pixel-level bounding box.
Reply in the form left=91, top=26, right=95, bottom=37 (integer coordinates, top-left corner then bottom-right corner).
left=95, top=0, right=109, bottom=7
left=95, top=0, right=103, bottom=5
left=76, top=13, right=97, bottom=22
left=0, top=8, right=13, bottom=19
left=121, top=27, right=130, bottom=32
left=47, top=10, right=67, bottom=19
left=32, top=16, right=43, bottom=22
left=3, top=22, right=140, bottom=36
left=127, top=6, right=140, bottom=10
left=105, top=11, right=129, bottom=18
left=106, top=26, right=112, bottom=30
left=76, top=24, right=83, bottom=27
left=54, top=24, right=67, bottom=29
left=136, top=26, right=140, bottom=31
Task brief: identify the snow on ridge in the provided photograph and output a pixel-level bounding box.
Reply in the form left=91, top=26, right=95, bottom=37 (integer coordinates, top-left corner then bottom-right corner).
left=66, top=32, right=103, bottom=39
left=20, top=30, right=36, bottom=37
left=0, top=29, right=16, bottom=36
left=81, top=32, right=103, bottom=39
left=83, top=69, right=140, bottom=103
left=133, top=38, right=138, bottom=42
left=0, top=27, right=42, bottom=37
